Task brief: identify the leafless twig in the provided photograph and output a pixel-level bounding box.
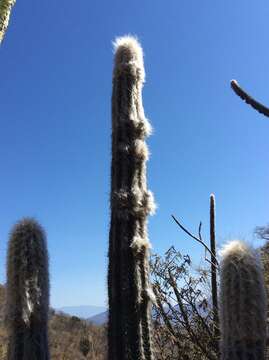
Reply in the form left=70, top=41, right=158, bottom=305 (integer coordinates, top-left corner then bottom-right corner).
left=171, top=215, right=219, bottom=267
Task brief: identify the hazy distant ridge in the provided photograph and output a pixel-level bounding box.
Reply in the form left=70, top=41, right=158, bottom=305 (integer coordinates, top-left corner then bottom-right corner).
left=57, top=305, right=106, bottom=319
left=88, top=311, right=108, bottom=325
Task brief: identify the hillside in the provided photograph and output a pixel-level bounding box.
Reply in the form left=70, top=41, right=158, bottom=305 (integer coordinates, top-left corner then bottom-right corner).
left=88, top=311, right=108, bottom=325
left=58, top=305, right=106, bottom=319
left=0, top=285, right=107, bottom=359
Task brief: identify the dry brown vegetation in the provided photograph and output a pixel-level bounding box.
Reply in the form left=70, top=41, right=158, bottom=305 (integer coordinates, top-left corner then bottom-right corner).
left=151, top=247, right=218, bottom=360
left=0, top=233, right=267, bottom=360
left=0, top=285, right=107, bottom=360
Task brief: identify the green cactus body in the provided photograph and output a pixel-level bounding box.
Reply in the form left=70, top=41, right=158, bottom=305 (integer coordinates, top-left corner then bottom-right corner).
left=6, top=218, right=50, bottom=360
left=108, top=36, right=155, bottom=360
left=0, top=0, right=16, bottom=43
left=220, top=240, right=267, bottom=360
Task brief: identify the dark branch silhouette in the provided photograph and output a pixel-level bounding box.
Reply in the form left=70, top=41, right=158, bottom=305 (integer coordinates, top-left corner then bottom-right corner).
left=230, top=80, right=269, bottom=117
left=171, top=215, right=219, bottom=267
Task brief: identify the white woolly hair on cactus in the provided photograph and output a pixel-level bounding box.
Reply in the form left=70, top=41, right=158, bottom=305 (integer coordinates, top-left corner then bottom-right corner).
left=220, top=240, right=253, bottom=259
left=130, top=235, right=152, bottom=253
left=0, top=0, right=16, bottom=43
left=108, top=34, right=155, bottom=360
left=113, top=35, right=145, bottom=80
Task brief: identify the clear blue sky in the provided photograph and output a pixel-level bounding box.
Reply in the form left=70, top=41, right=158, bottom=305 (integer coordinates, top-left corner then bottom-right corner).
left=1, top=1, right=269, bottom=308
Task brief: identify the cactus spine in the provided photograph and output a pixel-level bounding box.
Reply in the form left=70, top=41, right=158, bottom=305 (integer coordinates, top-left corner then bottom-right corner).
left=6, top=218, right=50, bottom=360
left=0, top=0, right=16, bottom=43
left=108, top=36, right=155, bottom=360
left=219, top=240, right=267, bottom=360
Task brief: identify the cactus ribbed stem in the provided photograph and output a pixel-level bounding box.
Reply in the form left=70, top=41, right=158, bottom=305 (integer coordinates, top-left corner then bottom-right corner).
left=220, top=240, right=267, bottom=360
left=0, top=0, right=16, bottom=43
left=6, top=218, right=50, bottom=360
left=108, top=36, right=155, bottom=360
left=209, top=194, right=219, bottom=340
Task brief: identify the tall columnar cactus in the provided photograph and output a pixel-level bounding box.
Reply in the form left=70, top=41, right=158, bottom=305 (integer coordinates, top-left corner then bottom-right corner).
left=209, top=194, right=219, bottom=339
left=219, top=240, right=267, bottom=360
left=108, top=36, right=156, bottom=360
left=0, top=0, right=16, bottom=44
left=6, top=218, right=50, bottom=360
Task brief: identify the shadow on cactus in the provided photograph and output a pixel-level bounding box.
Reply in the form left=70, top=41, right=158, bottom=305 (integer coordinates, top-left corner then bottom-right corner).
left=6, top=218, right=50, bottom=360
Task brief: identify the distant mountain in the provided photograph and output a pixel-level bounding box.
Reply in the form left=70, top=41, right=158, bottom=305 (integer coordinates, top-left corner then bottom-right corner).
left=84, top=296, right=211, bottom=326
left=88, top=310, right=108, bottom=325
left=88, top=307, right=156, bottom=326
left=57, top=305, right=106, bottom=319
left=87, top=306, right=160, bottom=326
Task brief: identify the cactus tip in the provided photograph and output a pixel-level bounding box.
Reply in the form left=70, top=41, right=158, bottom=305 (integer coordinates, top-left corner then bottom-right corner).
left=230, top=79, right=238, bottom=86
left=210, top=193, right=215, bottom=200
left=219, top=240, right=254, bottom=260
left=113, top=35, right=145, bottom=80
left=10, top=217, right=45, bottom=238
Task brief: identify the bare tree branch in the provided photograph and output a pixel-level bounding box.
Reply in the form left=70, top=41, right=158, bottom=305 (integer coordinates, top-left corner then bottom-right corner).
left=151, top=248, right=218, bottom=360
left=171, top=215, right=219, bottom=267
left=168, top=270, right=213, bottom=344
left=205, top=258, right=219, bottom=269
left=153, top=286, right=177, bottom=341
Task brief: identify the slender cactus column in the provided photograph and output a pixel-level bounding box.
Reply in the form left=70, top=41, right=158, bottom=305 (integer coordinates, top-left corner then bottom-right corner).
left=6, top=218, right=50, bottom=360
left=108, top=36, right=155, bottom=360
left=219, top=240, right=267, bottom=360
left=209, top=194, right=219, bottom=340
left=0, top=0, right=16, bottom=43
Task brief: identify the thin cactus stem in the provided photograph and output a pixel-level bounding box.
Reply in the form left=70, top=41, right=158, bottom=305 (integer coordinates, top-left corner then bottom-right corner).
left=0, top=0, right=16, bottom=44
left=108, top=35, right=155, bottom=360
left=209, top=194, right=219, bottom=344
left=6, top=218, right=50, bottom=360
left=219, top=240, right=267, bottom=360
left=231, top=79, right=269, bottom=117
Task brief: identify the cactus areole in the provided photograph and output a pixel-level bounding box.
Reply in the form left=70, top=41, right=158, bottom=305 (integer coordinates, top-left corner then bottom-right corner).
left=108, top=36, right=156, bottom=360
